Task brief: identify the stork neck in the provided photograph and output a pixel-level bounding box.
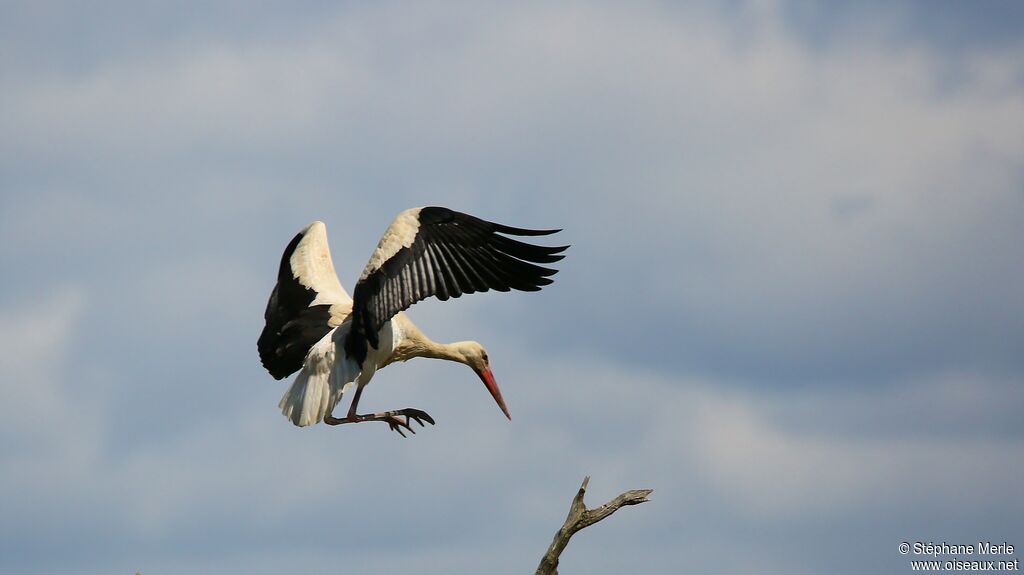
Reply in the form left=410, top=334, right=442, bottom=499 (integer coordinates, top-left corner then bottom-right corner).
left=419, top=338, right=468, bottom=363
left=395, top=324, right=469, bottom=365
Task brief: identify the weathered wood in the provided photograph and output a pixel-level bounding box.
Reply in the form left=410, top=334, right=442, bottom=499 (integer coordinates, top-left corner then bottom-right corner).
left=535, top=477, right=653, bottom=575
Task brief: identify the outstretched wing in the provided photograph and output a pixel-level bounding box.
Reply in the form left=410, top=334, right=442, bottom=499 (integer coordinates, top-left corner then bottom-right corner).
left=346, top=206, right=568, bottom=362
left=258, top=221, right=353, bottom=380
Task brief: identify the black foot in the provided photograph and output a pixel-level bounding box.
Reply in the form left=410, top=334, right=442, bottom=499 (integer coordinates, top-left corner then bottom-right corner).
left=383, top=408, right=436, bottom=437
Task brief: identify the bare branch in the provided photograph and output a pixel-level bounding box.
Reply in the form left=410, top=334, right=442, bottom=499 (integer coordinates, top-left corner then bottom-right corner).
left=535, top=476, right=653, bottom=575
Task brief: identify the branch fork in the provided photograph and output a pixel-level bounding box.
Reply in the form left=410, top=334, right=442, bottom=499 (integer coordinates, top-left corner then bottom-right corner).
left=535, top=476, right=653, bottom=575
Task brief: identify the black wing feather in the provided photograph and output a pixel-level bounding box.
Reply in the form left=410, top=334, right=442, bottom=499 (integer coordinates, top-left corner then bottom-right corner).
left=347, top=207, right=568, bottom=361
left=424, top=243, right=453, bottom=301
left=257, top=231, right=336, bottom=380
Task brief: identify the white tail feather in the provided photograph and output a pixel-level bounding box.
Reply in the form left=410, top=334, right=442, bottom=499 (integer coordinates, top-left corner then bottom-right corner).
left=278, top=327, right=359, bottom=427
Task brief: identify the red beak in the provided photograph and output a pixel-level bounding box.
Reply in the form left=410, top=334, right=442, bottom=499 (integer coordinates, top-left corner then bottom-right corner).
left=477, top=367, right=511, bottom=420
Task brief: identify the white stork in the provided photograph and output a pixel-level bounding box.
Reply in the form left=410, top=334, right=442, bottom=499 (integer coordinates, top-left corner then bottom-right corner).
left=257, top=207, right=567, bottom=435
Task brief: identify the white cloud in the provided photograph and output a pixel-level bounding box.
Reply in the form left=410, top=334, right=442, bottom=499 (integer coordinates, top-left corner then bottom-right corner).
left=0, top=289, right=113, bottom=537
left=687, top=391, right=1022, bottom=516
left=0, top=288, right=91, bottom=440
left=636, top=368, right=1024, bottom=519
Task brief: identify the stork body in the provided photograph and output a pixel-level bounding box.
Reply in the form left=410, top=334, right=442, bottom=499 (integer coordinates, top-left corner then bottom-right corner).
left=257, top=207, right=566, bottom=435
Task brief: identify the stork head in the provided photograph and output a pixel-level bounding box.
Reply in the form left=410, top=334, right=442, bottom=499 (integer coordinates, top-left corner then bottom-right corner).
left=455, top=341, right=510, bottom=420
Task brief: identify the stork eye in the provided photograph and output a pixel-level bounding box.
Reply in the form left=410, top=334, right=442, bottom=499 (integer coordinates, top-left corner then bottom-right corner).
left=482, top=351, right=489, bottom=362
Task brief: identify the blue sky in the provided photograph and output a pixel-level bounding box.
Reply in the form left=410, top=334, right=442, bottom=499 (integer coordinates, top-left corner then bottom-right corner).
left=1, top=2, right=1022, bottom=574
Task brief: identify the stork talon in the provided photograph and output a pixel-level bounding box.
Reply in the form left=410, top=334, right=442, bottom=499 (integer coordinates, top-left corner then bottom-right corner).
left=386, top=416, right=413, bottom=437
left=397, top=408, right=435, bottom=427
left=383, top=408, right=435, bottom=437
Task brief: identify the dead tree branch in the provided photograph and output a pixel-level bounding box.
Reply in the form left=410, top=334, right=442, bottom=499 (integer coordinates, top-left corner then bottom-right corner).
left=535, top=476, right=653, bottom=575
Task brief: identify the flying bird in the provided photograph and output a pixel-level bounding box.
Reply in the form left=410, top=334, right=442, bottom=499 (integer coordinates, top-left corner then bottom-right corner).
left=257, top=207, right=567, bottom=435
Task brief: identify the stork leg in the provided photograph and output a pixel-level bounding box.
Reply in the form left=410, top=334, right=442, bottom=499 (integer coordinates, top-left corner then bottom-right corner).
left=323, top=382, right=435, bottom=436
left=324, top=408, right=435, bottom=436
